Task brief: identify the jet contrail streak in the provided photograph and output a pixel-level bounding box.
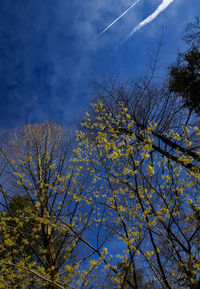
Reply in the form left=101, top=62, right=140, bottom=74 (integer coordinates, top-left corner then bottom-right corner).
left=99, top=0, right=141, bottom=35
left=127, top=0, right=175, bottom=39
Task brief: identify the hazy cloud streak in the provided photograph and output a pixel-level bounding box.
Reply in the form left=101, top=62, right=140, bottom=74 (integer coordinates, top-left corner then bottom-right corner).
left=99, top=0, right=141, bottom=35
left=127, top=0, right=175, bottom=39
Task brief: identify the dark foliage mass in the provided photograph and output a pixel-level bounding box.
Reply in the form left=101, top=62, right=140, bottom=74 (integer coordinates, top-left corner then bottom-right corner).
left=169, top=17, right=200, bottom=115
left=169, top=47, right=200, bottom=114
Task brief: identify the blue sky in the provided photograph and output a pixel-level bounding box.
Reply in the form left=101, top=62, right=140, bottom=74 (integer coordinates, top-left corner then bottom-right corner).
left=0, top=0, right=199, bottom=129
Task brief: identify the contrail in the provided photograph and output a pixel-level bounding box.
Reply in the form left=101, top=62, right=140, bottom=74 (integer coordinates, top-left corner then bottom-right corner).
left=99, top=0, right=141, bottom=35
left=127, top=0, right=175, bottom=39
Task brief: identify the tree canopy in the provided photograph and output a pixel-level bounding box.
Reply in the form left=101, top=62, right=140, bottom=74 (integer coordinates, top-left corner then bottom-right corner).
left=0, top=123, right=92, bottom=288
left=169, top=17, right=200, bottom=115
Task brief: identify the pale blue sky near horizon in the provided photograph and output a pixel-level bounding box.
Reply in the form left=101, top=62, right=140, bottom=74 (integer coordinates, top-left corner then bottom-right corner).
left=0, top=0, right=199, bottom=129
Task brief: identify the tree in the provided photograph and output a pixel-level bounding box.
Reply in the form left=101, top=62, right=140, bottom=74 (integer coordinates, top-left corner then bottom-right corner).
left=169, top=17, right=200, bottom=115
left=76, top=99, right=200, bottom=288
left=169, top=46, right=200, bottom=115
left=72, top=49, right=200, bottom=288
left=0, top=122, right=92, bottom=289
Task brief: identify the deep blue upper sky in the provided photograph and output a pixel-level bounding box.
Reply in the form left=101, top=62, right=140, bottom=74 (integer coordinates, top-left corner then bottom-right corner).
left=0, top=0, right=199, bottom=129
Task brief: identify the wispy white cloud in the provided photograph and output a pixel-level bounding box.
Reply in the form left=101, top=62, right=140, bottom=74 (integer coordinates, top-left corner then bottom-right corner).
left=127, top=0, right=175, bottom=39
left=99, top=0, right=141, bottom=35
